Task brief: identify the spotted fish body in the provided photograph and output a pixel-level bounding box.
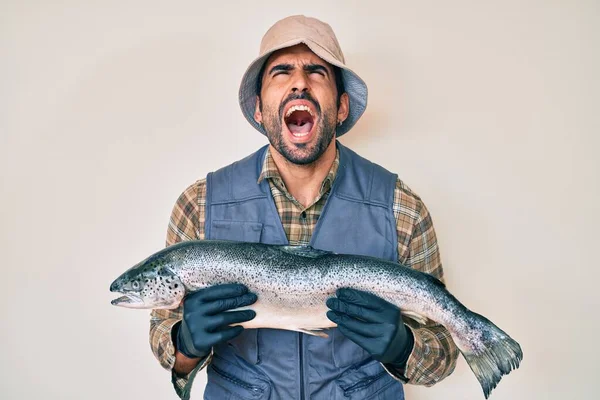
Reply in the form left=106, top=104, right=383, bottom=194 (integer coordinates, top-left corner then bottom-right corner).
left=110, top=240, right=522, bottom=398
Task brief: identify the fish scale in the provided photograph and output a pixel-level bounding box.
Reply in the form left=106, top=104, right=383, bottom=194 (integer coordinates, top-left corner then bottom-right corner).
left=110, top=240, right=522, bottom=399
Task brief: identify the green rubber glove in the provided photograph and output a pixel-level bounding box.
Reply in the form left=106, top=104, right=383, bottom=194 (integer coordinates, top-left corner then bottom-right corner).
left=176, top=283, right=257, bottom=359
left=326, top=288, right=414, bottom=366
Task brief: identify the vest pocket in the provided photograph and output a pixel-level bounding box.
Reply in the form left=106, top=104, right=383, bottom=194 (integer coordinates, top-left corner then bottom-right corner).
left=210, top=220, right=263, bottom=243
left=332, top=328, right=371, bottom=368
left=336, top=359, right=402, bottom=400
left=227, top=328, right=259, bottom=365
left=205, top=355, right=272, bottom=400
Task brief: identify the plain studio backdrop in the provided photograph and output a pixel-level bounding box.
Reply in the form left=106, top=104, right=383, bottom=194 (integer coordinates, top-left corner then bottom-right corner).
left=1, top=1, right=598, bottom=399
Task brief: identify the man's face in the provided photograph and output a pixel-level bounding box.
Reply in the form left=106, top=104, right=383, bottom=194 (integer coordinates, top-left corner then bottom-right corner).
left=254, top=44, right=348, bottom=165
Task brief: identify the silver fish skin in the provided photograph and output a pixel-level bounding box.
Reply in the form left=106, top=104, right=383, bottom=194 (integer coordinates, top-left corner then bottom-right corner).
left=110, top=240, right=523, bottom=398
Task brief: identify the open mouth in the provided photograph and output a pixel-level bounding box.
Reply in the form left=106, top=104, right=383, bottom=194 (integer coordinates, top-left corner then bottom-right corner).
left=111, top=293, right=143, bottom=307
left=284, top=104, right=316, bottom=138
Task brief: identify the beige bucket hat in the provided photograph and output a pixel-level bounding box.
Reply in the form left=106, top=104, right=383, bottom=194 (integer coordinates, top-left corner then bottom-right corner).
left=238, top=15, right=368, bottom=137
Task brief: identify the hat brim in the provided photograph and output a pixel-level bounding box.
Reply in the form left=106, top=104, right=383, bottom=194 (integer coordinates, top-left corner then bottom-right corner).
left=238, top=38, right=368, bottom=137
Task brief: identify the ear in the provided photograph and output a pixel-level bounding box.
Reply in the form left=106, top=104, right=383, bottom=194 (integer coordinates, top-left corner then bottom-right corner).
left=254, top=96, right=262, bottom=124
left=337, top=93, right=349, bottom=125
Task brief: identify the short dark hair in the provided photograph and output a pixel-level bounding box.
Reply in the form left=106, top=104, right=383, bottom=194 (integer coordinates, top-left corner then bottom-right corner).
left=256, top=62, right=345, bottom=107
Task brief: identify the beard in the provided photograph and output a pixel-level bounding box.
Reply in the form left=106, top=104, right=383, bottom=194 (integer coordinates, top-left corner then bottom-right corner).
left=260, top=93, right=337, bottom=165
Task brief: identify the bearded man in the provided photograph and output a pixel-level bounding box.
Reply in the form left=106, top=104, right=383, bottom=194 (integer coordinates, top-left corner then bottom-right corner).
left=150, top=15, right=459, bottom=400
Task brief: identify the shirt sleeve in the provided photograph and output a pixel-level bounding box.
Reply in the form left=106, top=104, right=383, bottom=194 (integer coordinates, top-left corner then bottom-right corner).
left=383, top=179, right=460, bottom=386
left=149, top=179, right=208, bottom=399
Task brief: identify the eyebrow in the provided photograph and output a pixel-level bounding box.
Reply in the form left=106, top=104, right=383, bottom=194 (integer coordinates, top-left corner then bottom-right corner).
left=267, top=63, right=330, bottom=76
left=304, top=64, right=328, bottom=74
left=268, top=63, right=294, bottom=75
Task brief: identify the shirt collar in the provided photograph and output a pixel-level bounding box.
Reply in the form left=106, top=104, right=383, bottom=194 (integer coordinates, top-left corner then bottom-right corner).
left=257, top=147, right=340, bottom=196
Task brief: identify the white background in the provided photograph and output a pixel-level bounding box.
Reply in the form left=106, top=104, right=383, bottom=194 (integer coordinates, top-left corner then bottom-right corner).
left=1, top=1, right=598, bottom=399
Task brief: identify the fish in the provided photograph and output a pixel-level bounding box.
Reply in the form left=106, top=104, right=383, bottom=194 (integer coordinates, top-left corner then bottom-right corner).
left=110, top=240, right=522, bottom=398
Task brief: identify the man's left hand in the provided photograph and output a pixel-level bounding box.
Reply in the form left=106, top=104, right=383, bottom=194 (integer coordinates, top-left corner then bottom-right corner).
left=326, top=288, right=414, bottom=367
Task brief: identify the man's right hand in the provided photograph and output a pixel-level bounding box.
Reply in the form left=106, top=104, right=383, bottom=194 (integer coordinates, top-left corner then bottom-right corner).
left=176, top=283, right=258, bottom=359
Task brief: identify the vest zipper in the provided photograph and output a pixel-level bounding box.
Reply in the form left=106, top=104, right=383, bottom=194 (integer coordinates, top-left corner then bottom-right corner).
left=211, top=364, right=265, bottom=394
left=299, top=332, right=305, bottom=400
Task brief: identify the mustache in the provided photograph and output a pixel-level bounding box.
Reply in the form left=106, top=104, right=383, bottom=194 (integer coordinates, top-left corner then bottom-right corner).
left=278, top=92, right=321, bottom=119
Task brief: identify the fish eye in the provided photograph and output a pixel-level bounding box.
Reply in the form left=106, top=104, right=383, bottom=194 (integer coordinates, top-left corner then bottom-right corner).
left=132, top=281, right=140, bottom=290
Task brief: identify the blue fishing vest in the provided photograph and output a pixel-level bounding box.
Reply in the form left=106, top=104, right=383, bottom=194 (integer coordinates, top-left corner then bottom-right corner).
left=203, top=142, right=404, bottom=400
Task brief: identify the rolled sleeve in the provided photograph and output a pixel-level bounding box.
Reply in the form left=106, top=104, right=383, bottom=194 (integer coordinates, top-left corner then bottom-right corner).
left=148, top=179, right=208, bottom=398
left=387, top=179, right=460, bottom=386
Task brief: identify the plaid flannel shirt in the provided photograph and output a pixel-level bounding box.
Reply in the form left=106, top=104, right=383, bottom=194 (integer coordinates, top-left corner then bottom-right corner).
left=150, top=147, right=459, bottom=397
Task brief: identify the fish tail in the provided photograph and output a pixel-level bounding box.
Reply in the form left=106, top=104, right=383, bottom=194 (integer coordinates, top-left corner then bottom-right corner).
left=460, top=312, right=523, bottom=399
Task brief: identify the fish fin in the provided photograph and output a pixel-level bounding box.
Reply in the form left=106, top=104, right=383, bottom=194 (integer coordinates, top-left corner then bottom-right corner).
left=280, top=246, right=332, bottom=258
left=297, top=328, right=329, bottom=338
left=460, top=312, right=523, bottom=399
left=401, top=310, right=428, bottom=326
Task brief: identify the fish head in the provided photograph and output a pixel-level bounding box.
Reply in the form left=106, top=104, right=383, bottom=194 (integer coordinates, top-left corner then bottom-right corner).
left=110, top=260, right=185, bottom=309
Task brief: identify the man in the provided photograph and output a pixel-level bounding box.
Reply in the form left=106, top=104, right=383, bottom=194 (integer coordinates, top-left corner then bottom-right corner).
left=150, top=15, right=459, bottom=399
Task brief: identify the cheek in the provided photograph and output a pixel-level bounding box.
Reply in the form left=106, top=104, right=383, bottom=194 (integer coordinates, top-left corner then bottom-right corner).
left=314, top=86, right=338, bottom=106
left=261, top=93, right=284, bottom=112
left=261, top=81, right=287, bottom=99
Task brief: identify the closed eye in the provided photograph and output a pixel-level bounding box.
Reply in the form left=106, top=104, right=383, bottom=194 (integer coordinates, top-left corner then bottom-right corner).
left=269, top=64, right=294, bottom=77
left=304, top=64, right=328, bottom=76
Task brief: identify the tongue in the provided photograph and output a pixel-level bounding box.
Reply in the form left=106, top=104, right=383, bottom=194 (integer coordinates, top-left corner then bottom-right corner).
left=288, top=119, right=314, bottom=134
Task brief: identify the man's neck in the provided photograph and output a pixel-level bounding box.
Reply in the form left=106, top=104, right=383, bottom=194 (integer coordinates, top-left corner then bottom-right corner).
left=269, top=141, right=337, bottom=208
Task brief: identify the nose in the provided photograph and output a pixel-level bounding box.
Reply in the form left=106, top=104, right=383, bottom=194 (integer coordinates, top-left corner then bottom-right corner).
left=109, top=279, right=120, bottom=292
left=290, top=71, right=310, bottom=94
